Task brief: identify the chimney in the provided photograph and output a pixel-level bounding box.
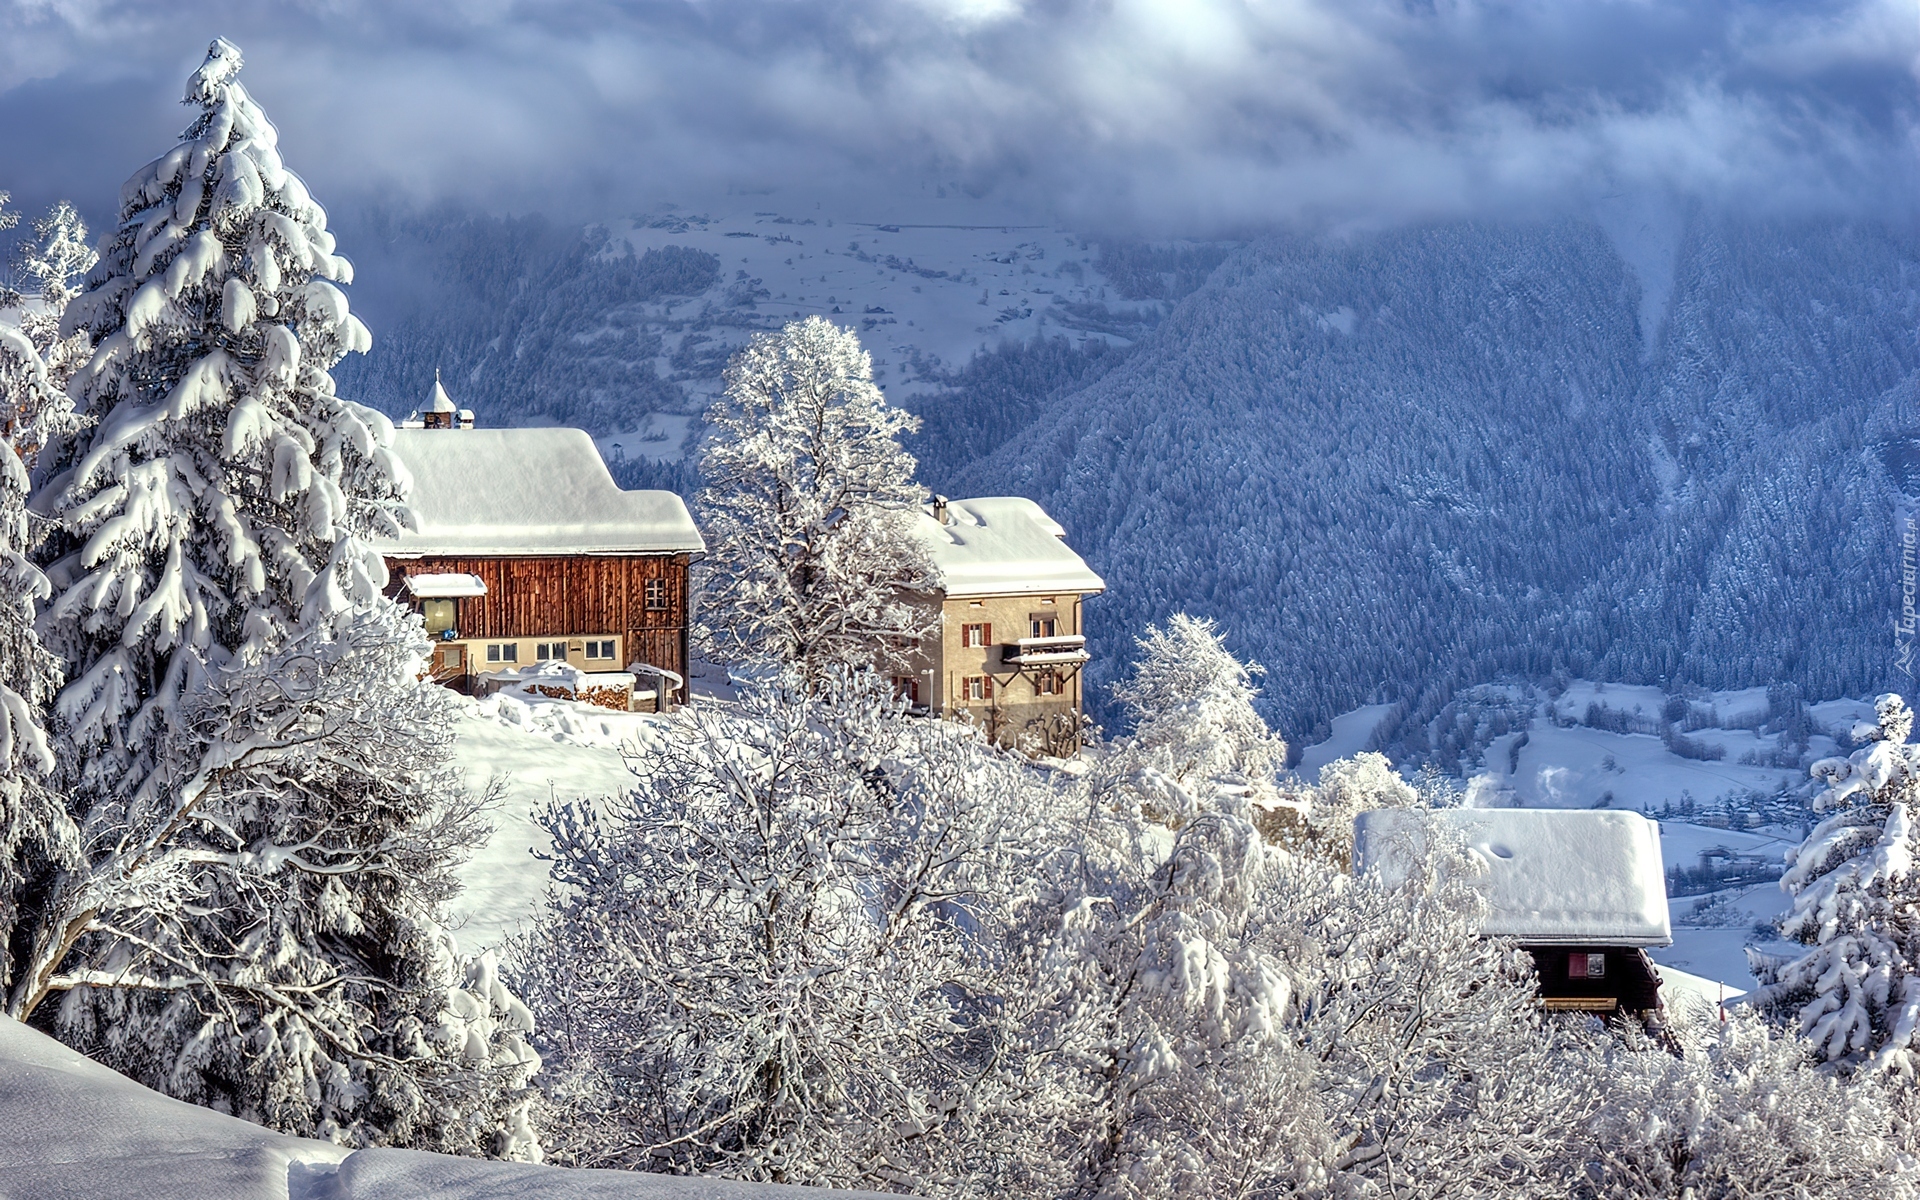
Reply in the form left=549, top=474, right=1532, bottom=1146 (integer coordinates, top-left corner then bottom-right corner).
left=932, top=495, right=949, bottom=524
left=457, top=409, right=475, bottom=430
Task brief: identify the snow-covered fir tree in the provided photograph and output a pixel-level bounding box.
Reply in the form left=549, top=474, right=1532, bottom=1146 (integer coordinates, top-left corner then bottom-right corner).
left=10, top=39, right=537, bottom=1155
left=0, top=427, right=73, bottom=1021
left=696, top=317, right=936, bottom=682
left=0, top=199, right=96, bottom=465
left=1752, top=692, right=1920, bottom=1074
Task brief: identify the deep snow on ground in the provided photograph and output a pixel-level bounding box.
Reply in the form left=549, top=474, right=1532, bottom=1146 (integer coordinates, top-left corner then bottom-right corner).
left=0, top=1016, right=873, bottom=1199
left=448, top=694, right=659, bottom=951
left=1294, top=704, right=1396, bottom=776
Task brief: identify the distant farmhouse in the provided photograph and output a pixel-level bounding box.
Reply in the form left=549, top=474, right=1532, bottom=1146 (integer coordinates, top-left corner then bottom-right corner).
left=1353, top=807, right=1672, bottom=1014
left=897, top=496, right=1106, bottom=751
left=376, top=390, right=704, bottom=711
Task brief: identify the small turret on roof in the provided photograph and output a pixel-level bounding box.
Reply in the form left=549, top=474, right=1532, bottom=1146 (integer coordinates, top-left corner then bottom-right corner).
left=427, top=370, right=456, bottom=413
left=418, top=369, right=460, bottom=429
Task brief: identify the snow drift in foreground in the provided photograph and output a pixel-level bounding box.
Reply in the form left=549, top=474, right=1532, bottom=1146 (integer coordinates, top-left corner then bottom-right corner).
left=0, top=1016, right=876, bottom=1199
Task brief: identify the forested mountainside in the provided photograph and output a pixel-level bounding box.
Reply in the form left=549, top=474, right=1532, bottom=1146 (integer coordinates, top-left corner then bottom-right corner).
left=988, top=216, right=1920, bottom=755
left=329, top=206, right=720, bottom=433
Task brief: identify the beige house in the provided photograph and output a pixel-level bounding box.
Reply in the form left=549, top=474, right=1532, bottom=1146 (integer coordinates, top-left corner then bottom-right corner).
left=895, top=496, right=1105, bottom=752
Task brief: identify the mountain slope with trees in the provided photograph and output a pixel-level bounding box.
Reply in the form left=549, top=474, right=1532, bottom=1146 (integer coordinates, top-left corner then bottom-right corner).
left=984, top=215, right=1920, bottom=750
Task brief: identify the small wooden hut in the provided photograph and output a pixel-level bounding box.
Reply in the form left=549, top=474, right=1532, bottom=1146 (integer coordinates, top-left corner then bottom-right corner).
left=1352, top=807, right=1672, bottom=1014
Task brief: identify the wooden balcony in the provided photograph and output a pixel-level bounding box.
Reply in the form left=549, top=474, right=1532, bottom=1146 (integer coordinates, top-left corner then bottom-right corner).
left=1004, top=634, right=1090, bottom=666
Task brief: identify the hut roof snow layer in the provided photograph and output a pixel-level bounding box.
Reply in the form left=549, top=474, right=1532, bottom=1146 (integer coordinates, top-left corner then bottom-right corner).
left=381, top=429, right=705, bottom=557
left=1352, top=808, right=1672, bottom=947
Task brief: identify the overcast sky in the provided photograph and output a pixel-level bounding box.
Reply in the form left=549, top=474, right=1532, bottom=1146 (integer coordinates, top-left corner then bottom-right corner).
left=1, top=0, right=1915, bottom=235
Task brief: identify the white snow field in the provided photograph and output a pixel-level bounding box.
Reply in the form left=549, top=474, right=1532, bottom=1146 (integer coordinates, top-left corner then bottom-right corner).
left=0, top=1015, right=877, bottom=1199
left=447, top=694, right=661, bottom=951
left=607, top=204, right=1186, bottom=425
left=1294, top=704, right=1396, bottom=776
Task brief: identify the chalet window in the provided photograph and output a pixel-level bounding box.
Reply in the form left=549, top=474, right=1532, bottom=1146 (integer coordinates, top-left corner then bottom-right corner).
left=962, top=623, right=991, bottom=648
left=1029, top=614, right=1058, bottom=638
left=891, top=676, right=921, bottom=704
left=962, top=675, right=993, bottom=703
left=1568, top=953, right=1606, bottom=980
left=586, top=639, right=617, bottom=661
left=486, top=643, right=519, bottom=664
left=535, top=642, right=568, bottom=661
left=421, top=599, right=456, bottom=635
left=644, top=578, right=668, bottom=611
left=1034, top=669, right=1064, bottom=696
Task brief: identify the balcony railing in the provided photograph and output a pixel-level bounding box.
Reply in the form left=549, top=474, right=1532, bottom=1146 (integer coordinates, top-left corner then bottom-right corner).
left=1004, top=634, right=1089, bottom=666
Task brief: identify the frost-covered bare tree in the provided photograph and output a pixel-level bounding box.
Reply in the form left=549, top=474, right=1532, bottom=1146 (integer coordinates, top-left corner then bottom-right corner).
left=1111, top=613, right=1286, bottom=789
left=1752, top=692, right=1920, bottom=1075
left=1042, top=763, right=1604, bottom=1199
left=1583, top=1008, right=1911, bottom=1199
left=5, top=40, right=538, bottom=1156
left=22, top=604, right=541, bottom=1154
left=516, top=670, right=1074, bottom=1192
left=696, top=317, right=936, bottom=682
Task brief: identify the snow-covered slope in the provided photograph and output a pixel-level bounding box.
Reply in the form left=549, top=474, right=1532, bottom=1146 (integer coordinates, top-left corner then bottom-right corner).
left=616, top=208, right=1156, bottom=406
left=0, top=1016, right=873, bottom=1198
left=448, top=696, right=659, bottom=951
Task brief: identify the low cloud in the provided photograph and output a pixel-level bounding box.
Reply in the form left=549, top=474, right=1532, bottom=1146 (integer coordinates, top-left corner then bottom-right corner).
left=0, top=0, right=1915, bottom=233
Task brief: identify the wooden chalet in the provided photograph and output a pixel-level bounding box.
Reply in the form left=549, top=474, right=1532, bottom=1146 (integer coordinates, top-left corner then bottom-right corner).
left=375, top=417, right=704, bottom=710
left=1352, top=808, right=1672, bottom=1014
left=897, top=496, right=1105, bottom=753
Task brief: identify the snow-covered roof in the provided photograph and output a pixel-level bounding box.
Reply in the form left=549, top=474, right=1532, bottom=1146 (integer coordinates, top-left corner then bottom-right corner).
left=1351, top=808, right=1672, bottom=947
left=426, top=374, right=457, bottom=413
left=380, top=429, right=705, bottom=557
left=911, top=497, right=1105, bottom=599
left=403, top=573, right=488, bottom=598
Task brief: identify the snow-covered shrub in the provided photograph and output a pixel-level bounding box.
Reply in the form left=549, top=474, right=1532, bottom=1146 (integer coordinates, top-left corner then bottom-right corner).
left=515, top=670, right=1071, bottom=1192
left=1286, top=751, right=1423, bottom=868
left=695, top=317, right=936, bottom=683
left=1751, top=692, right=1920, bottom=1074
left=1582, top=1009, right=1911, bottom=1199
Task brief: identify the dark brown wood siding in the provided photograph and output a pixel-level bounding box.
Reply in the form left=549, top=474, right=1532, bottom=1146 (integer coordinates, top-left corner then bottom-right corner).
left=386, top=553, right=691, bottom=698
